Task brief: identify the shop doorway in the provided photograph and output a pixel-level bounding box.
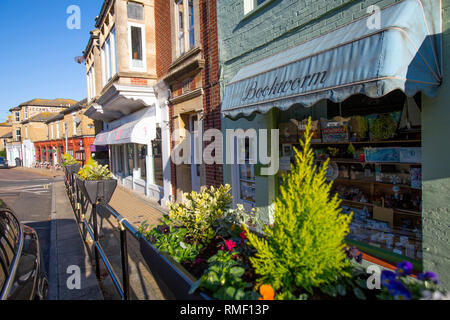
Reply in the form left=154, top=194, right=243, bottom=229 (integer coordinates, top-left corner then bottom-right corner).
left=189, top=114, right=201, bottom=193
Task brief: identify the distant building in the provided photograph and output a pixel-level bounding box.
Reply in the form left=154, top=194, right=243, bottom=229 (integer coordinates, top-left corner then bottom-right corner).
left=0, top=123, right=12, bottom=153
left=5, top=98, right=77, bottom=166
left=34, top=99, right=96, bottom=166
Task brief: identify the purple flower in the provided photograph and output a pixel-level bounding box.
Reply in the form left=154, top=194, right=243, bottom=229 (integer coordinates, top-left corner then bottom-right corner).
left=159, top=225, right=170, bottom=234
left=381, top=270, right=397, bottom=287
left=387, top=280, right=411, bottom=300
left=396, top=261, right=413, bottom=276
left=418, top=271, right=440, bottom=284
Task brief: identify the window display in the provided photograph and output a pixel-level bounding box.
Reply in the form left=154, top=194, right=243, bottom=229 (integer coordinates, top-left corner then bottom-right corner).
left=278, top=90, right=422, bottom=265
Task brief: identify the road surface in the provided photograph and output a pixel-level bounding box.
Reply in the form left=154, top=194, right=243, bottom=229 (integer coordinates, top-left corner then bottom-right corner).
left=0, top=168, right=55, bottom=275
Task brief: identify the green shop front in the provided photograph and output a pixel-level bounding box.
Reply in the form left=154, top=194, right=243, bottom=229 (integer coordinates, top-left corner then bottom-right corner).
left=221, top=0, right=445, bottom=278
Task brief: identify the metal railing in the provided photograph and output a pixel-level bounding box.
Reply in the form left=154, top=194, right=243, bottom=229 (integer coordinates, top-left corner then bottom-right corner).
left=65, top=170, right=138, bottom=300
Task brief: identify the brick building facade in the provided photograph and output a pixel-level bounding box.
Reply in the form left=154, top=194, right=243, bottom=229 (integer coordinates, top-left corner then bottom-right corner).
left=154, top=0, right=222, bottom=202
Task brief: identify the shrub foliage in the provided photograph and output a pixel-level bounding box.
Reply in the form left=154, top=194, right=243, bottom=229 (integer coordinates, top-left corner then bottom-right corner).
left=168, top=185, right=233, bottom=244
left=244, top=118, right=353, bottom=297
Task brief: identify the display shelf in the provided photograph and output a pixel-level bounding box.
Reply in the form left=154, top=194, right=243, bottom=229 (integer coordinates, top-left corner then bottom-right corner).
left=340, top=199, right=421, bottom=217
left=346, top=239, right=423, bottom=272
left=315, top=158, right=421, bottom=166
left=310, top=139, right=421, bottom=145
left=333, top=177, right=421, bottom=190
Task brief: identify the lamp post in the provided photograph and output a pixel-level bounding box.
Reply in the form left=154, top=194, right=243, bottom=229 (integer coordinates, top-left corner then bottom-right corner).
left=64, top=122, right=68, bottom=153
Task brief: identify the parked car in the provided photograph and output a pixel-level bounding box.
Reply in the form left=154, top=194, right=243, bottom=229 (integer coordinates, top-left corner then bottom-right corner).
left=0, top=199, right=48, bottom=300
left=0, top=157, right=7, bottom=169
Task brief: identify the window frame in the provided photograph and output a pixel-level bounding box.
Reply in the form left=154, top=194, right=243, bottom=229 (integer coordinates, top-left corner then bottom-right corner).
left=175, top=0, right=196, bottom=57
left=128, top=22, right=147, bottom=72
left=243, top=0, right=269, bottom=16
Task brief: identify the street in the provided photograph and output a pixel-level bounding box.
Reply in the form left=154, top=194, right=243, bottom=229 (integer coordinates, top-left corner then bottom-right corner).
left=0, top=168, right=55, bottom=276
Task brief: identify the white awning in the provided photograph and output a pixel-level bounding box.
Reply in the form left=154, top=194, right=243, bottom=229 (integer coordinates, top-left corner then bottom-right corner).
left=94, top=116, right=156, bottom=146
left=221, top=0, right=442, bottom=118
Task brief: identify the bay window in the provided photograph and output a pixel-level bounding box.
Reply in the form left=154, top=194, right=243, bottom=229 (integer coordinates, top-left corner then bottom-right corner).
left=101, top=28, right=117, bottom=85
left=87, top=64, right=96, bottom=101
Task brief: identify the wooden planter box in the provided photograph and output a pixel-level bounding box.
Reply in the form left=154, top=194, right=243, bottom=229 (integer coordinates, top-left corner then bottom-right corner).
left=76, top=176, right=117, bottom=205
left=139, top=237, right=210, bottom=300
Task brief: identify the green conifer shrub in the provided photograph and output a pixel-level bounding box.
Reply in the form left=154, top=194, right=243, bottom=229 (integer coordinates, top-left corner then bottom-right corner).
left=244, top=118, right=353, bottom=298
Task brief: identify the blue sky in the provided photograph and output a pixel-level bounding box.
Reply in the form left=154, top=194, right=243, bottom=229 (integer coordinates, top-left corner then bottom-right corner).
left=0, top=0, right=103, bottom=122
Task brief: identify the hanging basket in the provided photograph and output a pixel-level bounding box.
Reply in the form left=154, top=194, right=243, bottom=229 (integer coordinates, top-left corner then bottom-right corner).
left=64, top=163, right=81, bottom=181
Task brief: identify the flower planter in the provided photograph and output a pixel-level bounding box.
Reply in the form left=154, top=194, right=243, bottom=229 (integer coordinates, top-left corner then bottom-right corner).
left=77, top=178, right=117, bottom=205
left=64, top=163, right=81, bottom=180
left=139, top=237, right=210, bottom=300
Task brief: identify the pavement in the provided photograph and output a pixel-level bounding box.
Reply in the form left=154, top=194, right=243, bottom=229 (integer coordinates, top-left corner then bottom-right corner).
left=95, top=184, right=167, bottom=300
left=49, top=180, right=103, bottom=300
left=0, top=167, right=54, bottom=279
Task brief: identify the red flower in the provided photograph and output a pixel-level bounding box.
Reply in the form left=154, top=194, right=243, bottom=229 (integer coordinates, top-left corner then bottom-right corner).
left=224, top=239, right=237, bottom=252
left=240, top=230, right=247, bottom=240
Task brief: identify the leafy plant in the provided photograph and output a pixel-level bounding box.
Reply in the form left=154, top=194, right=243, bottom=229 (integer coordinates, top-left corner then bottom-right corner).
left=244, top=117, right=353, bottom=297
left=347, top=143, right=356, bottom=157
left=63, top=153, right=80, bottom=166
left=77, top=158, right=113, bottom=181
left=167, top=185, right=233, bottom=244
left=190, top=245, right=258, bottom=300
left=214, top=204, right=263, bottom=238
left=350, top=116, right=368, bottom=140
left=371, top=114, right=397, bottom=140
left=326, top=147, right=339, bottom=157
left=139, top=217, right=202, bottom=264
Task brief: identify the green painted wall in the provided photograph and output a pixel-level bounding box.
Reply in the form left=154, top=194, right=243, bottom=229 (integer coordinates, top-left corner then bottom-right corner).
left=422, top=0, right=450, bottom=290
left=218, top=0, right=450, bottom=289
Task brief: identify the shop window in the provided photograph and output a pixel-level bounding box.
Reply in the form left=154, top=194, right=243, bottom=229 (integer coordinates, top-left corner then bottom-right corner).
left=137, top=144, right=147, bottom=181
left=129, top=23, right=145, bottom=71
left=36, top=148, right=41, bottom=162
left=238, top=137, right=256, bottom=205
left=278, top=90, right=422, bottom=266
left=117, top=145, right=125, bottom=173
left=127, top=144, right=135, bottom=174
left=47, top=148, right=53, bottom=164
left=127, top=1, right=144, bottom=20
left=152, top=128, right=163, bottom=187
